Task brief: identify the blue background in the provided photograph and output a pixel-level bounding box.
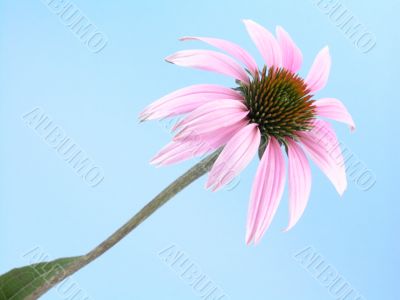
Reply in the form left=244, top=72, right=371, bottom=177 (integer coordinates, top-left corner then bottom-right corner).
left=1, top=0, right=398, bottom=299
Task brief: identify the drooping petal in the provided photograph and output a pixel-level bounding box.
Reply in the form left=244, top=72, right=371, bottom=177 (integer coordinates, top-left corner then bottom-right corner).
left=314, top=98, right=356, bottom=131
left=151, top=140, right=210, bottom=166
left=151, top=123, right=244, bottom=166
left=305, top=46, right=331, bottom=93
left=206, top=123, right=260, bottom=191
left=180, top=36, right=258, bottom=76
left=166, top=50, right=250, bottom=83
left=174, top=99, right=249, bottom=140
left=245, top=137, right=285, bottom=245
left=276, top=26, right=303, bottom=73
left=285, top=139, right=312, bottom=231
left=298, top=119, right=347, bottom=195
left=243, top=19, right=282, bottom=69
left=140, top=84, right=243, bottom=121
left=173, top=98, right=245, bottom=131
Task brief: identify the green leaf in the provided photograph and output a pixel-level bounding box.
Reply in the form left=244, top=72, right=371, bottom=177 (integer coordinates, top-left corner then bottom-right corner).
left=0, top=256, right=82, bottom=300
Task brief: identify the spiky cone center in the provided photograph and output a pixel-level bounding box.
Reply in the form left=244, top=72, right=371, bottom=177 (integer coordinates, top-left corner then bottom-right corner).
left=238, top=66, right=316, bottom=145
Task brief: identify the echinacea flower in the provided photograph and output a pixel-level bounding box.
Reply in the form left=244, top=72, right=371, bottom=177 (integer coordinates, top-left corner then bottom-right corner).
left=140, top=20, right=355, bottom=245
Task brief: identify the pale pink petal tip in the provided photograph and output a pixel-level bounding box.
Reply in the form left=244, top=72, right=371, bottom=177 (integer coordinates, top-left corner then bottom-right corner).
left=245, top=233, right=252, bottom=245
left=242, top=19, right=282, bottom=69
left=314, top=98, right=356, bottom=131
left=179, top=36, right=258, bottom=75
left=139, top=84, right=243, bottom=121
left=299, top=120, right=347, bottom=196
left=275, top=25, right=303, bottom=73
left=305, top=46, right=331, bottom=93
left=138, top=112, right=149, bottom=122
left=165, top=50, right=250, bottom=83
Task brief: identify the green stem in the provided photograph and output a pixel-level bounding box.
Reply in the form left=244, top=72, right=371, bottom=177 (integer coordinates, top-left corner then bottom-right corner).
left=28, top=150, right=220, bottom=299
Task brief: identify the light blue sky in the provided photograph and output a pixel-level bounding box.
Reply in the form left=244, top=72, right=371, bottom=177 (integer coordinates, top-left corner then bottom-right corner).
left=1, top=1, right=398, bottom=299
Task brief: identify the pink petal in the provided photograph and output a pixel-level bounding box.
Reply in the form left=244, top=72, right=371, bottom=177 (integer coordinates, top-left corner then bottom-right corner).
left=150, top=140, right=210, bottom=166
left=276, top=26, right=302, bottom=73
left=245, top=137, right=286, bottom=245
left=140, top=84, right=243, bottom=121
left=298, top=120, right=347, bottom=195
left=305, top=46, right=331, bottom=93
left=166, top=50, right=249, bottom=83
left=176, top=118, right=248, bottom=142
left=285, top=139, right=312, bottom=231
left=206, top=123, right=260, bottom=191
left=243, top=19, right=282, bottom=69
left=180, top=36, right=258, bottom=76
left=174, top=99, right=249, bottom=140
left=151, top=123, right=243, bottom=166
left=314, top=98, right=356, bottom=131
left=173, top=98, right=245, bottom=131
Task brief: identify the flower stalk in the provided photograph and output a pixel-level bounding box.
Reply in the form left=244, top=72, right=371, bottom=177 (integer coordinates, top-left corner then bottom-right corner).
left=28, top=150, right=221, bottom=299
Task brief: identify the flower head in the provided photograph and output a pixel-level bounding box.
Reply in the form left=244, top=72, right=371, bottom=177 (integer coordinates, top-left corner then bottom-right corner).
left=140, top=20, right=355, bottom=244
